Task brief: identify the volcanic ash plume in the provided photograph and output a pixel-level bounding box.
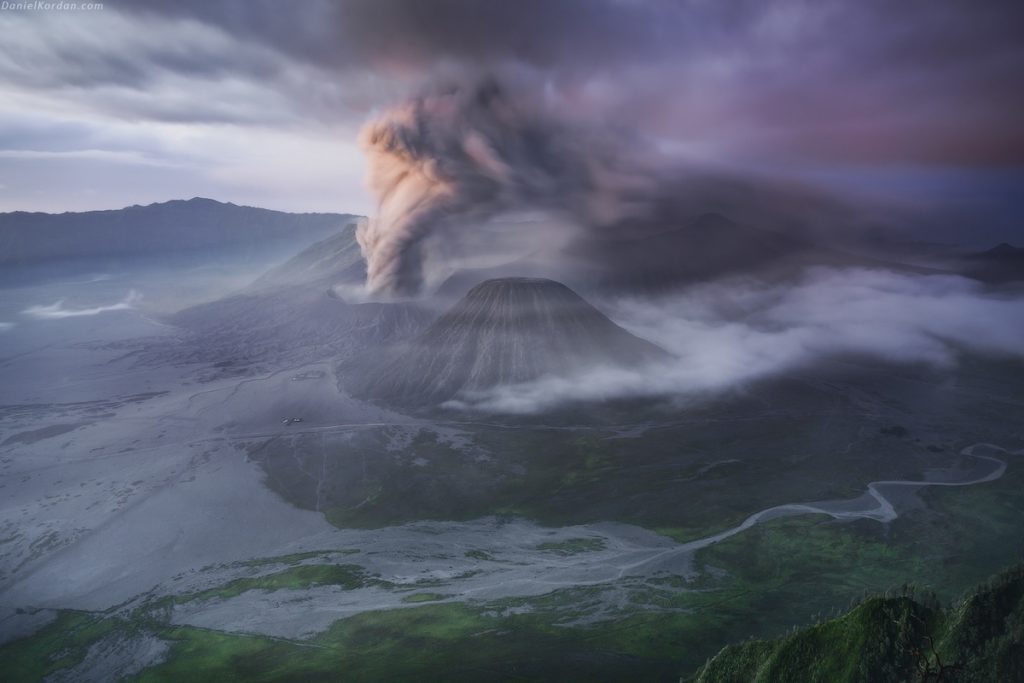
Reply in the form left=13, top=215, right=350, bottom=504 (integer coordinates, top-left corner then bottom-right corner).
left=356, top=76, right=647, bottom=298
left=355, top=74, right=871, bottom=299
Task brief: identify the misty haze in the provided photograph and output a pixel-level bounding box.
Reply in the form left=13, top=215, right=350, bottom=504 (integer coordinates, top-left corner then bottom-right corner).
left=1, top=2, right=1024, bottom=682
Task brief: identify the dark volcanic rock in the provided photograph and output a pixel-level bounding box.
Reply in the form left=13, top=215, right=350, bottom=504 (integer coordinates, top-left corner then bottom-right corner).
left=169, top=285, right=431, bottom=366
left=343, top=277, right=669, bottom=407
left=164, top=226, right=426, bottom=367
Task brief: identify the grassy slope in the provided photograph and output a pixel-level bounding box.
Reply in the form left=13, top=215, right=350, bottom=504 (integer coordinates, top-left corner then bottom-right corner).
left=0, top=611, right=119, bottom=682
left=6, top=563, right=1020, bottom=682
left=179, top=564, right=375, bottom=603
left=693, top=565, right=1024, bottom=683
left=2, top=457, right=1023, bottom=682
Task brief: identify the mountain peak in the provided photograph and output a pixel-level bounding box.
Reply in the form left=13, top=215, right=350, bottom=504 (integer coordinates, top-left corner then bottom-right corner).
left=343, top=276, right=669, bottom=408
left=474, top=276, right=559, bottom=287
left=464, top=276, right=573, bottom=300
left=984, top=242, right=1022, bottom=257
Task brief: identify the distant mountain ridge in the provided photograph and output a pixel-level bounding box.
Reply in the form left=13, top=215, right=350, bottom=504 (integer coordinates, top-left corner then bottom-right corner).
left=0, top=197, right=358, bottom=266
left=982, top=242, right=1024, bottom=258
left=963, top=242, right=1024, bottom=283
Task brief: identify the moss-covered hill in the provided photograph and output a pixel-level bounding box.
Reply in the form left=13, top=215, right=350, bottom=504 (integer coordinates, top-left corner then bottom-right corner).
left=691, top=564, right=1024, bottom=683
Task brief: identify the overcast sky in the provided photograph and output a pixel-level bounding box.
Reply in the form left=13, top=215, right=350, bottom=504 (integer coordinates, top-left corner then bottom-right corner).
left=0, top=0, right=1021, bottom=220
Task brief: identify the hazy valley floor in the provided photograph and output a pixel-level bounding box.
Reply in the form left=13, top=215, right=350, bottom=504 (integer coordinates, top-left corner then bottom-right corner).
left=2, top=272, right=1024, bottom=682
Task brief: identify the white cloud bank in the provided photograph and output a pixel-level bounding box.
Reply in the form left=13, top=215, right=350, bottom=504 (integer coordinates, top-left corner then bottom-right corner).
left=449, top=268, right=1024, bottom=413
left=22, top=290, right=141, bottom=320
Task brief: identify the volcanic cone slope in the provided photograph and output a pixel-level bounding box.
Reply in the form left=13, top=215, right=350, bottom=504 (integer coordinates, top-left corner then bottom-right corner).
left=344, top=277, right=670, bottom=407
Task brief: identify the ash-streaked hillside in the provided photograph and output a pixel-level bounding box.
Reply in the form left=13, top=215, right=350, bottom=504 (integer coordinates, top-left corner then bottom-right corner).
left=169, top=285, right=431, bottom=369
left=343, top=277, right=669, bottom=407
left=249, top=223, right=368, bottom=291
left=162, top=221, right=431, bottom=370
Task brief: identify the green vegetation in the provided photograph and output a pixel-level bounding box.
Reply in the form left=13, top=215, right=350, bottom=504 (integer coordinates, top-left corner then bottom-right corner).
left=693, top=564, right=1024, bottom=682
left=255, top=358, right=1024, bottom=548
left=3, top=560, right=1023, bottom=682
left=1, top=602, right=681, bottom=683
left=5, top=458, right=1023, bottom=681
left=0, top=611, right=119, bottom=681
left=258, top=401, right=926, bottom=536
left=535, top=537, right=606, bottom=555
left=236, top=549, right=360, bottom=566
left=653, top=520, right=745, bottom=545
left=401, top=592, right=449, bottom=603
left=131, top=605, right=515, bottom=682
left=463, top=549, right=494, bottom=561
left=200, top=549, right=359, bottom=573
left=177, top=564, right=382, bottom=604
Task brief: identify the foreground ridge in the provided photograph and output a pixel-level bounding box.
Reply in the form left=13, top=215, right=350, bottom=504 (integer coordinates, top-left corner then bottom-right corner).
left=691, top=563, right=1024, bottom=683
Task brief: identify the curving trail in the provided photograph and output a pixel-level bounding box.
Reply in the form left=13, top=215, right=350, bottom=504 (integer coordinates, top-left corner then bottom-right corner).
left=623, top=443, right=1020, bottom=577
left=148, top=441, right=1024, bottom=640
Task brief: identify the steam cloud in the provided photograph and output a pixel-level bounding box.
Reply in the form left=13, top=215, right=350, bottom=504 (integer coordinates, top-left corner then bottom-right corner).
left=22, top=290, right=141, bottom=320
left=447, top=268, right=1024, bottom=413
left=354, top=73, right=1024, bottom=414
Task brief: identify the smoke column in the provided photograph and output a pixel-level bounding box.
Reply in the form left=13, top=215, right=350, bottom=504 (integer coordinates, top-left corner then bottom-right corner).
left=356, top=75, right=654, bottom=297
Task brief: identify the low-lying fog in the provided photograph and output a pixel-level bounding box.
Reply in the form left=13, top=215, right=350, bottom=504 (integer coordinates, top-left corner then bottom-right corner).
left=447, top=267, right=1024, bottom=413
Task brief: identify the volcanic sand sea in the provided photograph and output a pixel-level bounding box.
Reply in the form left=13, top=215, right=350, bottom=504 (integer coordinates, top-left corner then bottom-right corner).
left=2, top=340, right=1018, bottom=641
